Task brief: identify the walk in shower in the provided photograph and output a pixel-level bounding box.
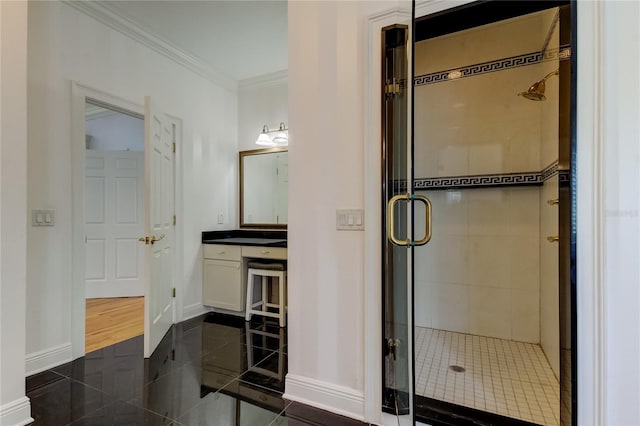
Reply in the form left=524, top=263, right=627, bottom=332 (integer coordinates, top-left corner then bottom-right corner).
left=381, top=2, right=575, bottom=425
left=411, top=4, right=573, bottom=425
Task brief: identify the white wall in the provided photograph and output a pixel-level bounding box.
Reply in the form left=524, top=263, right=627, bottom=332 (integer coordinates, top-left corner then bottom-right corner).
left=237, top=77, right=288, bottom=152
left=26, top=1, right=237, bottom=370
left=578, top=1, right=640, bottom=424
left=285, top=1, right=404, bottom=420
left=0, top=1, right=32, bottom=424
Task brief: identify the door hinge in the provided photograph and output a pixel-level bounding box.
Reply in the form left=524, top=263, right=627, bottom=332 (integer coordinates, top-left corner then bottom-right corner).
left=172, top=288, right=176, bottom=298
left=385, top=78, right=402, bottom=97
left=386, top=338, right=400, bottom=361
left=172, top=142, right=176, bottom=153
left=173, top=215, right=176, bottom=226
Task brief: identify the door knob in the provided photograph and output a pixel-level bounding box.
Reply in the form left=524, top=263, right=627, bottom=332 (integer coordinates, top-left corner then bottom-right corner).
left=547, top=236, right=560, bottom=243
left=139, top=234, right=165, bottom=245
left=149, top=234, right=165, bottom=245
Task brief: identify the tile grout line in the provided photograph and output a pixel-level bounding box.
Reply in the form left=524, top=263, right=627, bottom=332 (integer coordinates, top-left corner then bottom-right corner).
left=415, top=326, right=559, bottom=425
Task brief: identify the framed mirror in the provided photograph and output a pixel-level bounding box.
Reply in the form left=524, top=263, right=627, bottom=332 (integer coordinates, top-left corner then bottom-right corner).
left=239, top=147, right=288, bottom=228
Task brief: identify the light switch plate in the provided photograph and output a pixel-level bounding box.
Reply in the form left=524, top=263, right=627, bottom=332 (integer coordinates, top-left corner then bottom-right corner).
left=32, top=209, right=55, bottom=226
left=336, top=209, right=364, bottom=231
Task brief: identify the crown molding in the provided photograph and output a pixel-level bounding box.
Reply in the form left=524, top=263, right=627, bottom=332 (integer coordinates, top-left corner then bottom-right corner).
left=239, top=69, right=288, bottom=90
left=367, top=6, right=411, bottom=24
left=63, top=0, right=238, bottom=92
left=415, top=0, right=475, bottom=19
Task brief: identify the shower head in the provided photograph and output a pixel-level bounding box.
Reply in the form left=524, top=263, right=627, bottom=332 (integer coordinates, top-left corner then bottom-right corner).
left=518, top=69, right=559, bottom=101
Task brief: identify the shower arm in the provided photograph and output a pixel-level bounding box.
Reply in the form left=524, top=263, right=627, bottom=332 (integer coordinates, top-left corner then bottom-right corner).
left=540, top=69, right=560, bottom=83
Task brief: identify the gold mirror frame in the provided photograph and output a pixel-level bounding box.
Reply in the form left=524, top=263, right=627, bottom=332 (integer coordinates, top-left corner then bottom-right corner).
left=239, top=147, right=288, bottom=229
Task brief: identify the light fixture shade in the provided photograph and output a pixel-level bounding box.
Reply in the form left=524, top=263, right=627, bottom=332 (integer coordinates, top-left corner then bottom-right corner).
left=255, top=125, right=273, bottom=146
left=256, top=133, right=273, bottom=146
left=272, top=132, right=288, bottom=145
left=272, top=122, right=289, bottom=146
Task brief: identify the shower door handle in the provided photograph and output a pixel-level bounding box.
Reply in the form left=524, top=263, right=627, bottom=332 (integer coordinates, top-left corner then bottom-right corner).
left=388, top=194, right=411, bottom=246
left=413, top=194, right=432, bottom=246
left=387, top=193, right=433, bottom=246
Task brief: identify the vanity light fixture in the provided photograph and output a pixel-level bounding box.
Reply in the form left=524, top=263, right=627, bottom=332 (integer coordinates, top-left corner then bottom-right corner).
left=255, top=125, right=273, bottom=146
left=254, top=122, right=289, bottom=146
left=272, top=122, right=289, bottom=145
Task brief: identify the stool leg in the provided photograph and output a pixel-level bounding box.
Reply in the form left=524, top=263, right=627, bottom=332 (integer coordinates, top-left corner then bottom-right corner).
left=261, top=276, right=268, bottom=312
left=279, top=272, right=285, bottom=327
left=245, top=270, right=254, bottom=321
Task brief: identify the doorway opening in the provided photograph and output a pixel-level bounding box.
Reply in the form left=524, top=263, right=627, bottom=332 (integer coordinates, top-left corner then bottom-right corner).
left=84, top=99, right=145, bottom=353
left=72, top=89, right=178, bottom=359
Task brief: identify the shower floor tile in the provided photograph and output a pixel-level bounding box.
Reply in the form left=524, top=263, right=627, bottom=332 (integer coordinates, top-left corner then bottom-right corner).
left=415, top=327, right=559, bottom=426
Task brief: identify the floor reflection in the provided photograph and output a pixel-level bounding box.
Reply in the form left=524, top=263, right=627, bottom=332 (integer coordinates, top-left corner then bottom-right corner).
left=27, top=313, right=289, bottom=425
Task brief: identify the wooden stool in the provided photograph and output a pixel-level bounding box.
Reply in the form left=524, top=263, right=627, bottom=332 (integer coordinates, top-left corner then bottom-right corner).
left=245, top=260, right=287, bottom=327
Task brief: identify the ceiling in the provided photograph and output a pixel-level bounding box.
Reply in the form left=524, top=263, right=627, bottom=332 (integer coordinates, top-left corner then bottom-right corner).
left=103, top=1, right=288, bottom=82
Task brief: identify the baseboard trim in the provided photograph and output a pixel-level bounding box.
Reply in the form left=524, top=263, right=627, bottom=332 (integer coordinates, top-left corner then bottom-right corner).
left=284, top=374, right=365, bottom=422
left=182, top=303, right=210, bottom=322
left=26, top=343, right=72, bottom=376
left=0, top=397, right=33, bottom=426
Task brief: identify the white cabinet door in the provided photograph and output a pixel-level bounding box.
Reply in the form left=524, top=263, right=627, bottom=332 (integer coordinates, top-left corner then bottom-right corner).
left=203, top=259, right=243, bottom=311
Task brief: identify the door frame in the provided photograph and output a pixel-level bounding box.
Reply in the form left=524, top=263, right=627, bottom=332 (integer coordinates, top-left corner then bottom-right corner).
left=363, top=7, right=411, bottom=425
left=70, top=82, right=181, bottom=359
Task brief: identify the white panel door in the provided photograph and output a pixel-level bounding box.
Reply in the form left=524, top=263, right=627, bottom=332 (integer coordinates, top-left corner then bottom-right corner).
left=85, top=150, right=145, bottom=298
left=143, top=96, right=174, bottom=358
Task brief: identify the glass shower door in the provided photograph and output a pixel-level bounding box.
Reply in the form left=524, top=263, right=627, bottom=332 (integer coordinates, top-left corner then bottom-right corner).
left=411, top=2, right=575, bottom=425
left=381, top=24, right=411, bottom=418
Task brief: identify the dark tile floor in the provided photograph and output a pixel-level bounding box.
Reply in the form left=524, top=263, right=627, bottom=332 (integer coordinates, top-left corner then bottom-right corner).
left=27, top=313, right=364, bottom=426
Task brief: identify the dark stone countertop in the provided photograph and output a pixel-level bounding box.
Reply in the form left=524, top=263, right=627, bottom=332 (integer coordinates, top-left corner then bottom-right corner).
left=202, top=229, right=287, bottom=248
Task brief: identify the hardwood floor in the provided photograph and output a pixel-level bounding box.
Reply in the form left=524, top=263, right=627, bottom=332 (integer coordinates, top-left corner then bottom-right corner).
left=85, top=297, right=144, bottom=353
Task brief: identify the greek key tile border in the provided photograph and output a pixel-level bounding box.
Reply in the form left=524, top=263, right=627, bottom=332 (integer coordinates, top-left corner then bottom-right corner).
left=541, top=161, right=559, bottom=181
left=403, top=161, right=563, bottom=191
left=414, top=44, right=571, bottom=87
left=414, top=171, right=541, bottom=190
left=558, top=169, right=570, bottom=184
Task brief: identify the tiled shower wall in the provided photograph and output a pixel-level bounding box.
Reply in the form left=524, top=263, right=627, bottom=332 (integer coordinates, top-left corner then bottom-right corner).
left=414, top=188, right=540, bottom=342
left=413, top=8, right=561, bottom=346
left=539, top=12, right=561, bottom=376
left=540, top=176, right=559, bottom=376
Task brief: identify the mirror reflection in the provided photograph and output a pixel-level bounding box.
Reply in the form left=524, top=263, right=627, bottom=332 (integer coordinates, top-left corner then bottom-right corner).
left=240, top=148, right=288, bottom=228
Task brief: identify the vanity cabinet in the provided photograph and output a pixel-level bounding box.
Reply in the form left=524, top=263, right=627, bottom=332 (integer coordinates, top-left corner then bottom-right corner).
left=203, top=244, right=244, bottom=311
